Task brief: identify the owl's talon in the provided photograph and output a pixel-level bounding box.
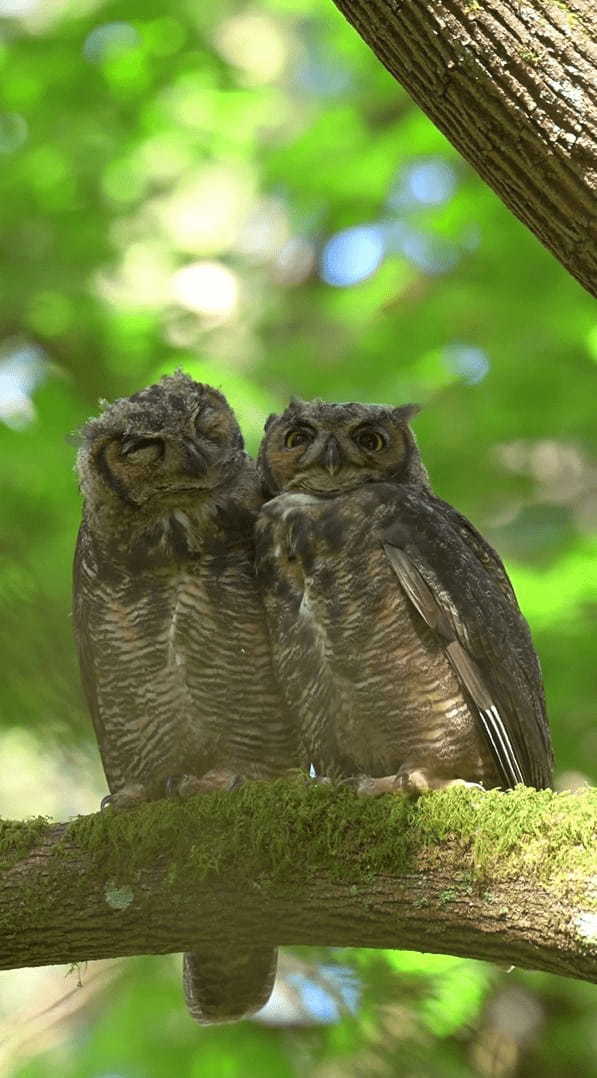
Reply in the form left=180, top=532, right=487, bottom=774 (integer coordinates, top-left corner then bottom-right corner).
left=337, top=775, right=398, bottom=797
left=100, top=783, right=148, bottom=811
left=395, top=768, right=486, bottom=798
left=175, top=770, right=245, bottom=798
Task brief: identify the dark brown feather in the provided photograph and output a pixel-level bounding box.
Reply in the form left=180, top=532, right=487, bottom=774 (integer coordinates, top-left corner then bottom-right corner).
left=383, top=487, right=552, bottom=789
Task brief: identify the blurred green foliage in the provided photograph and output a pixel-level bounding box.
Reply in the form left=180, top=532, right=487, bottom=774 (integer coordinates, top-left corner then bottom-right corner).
left=0, top=0, right=595, bottom=1074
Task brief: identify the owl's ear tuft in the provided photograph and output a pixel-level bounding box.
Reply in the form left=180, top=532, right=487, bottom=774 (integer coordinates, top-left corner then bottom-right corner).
left=392, top=403, right=422, bottom=425
left=263, top=413, right=278, bottom=432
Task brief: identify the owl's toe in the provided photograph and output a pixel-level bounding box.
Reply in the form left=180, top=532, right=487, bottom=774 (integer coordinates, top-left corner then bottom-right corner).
left=101, top=783, right=148, bottom=811
left=443, top=778, right=486, bottom=792
left=395, top=768, right=486, bottom=797
left=395, top=768, right=431, bottom=797
left=174, top=770, right=244, bottom=798
left=340, top=774, right=398, bottom=797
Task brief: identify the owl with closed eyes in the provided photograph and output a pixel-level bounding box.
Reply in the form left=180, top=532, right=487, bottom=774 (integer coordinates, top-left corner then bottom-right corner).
left=256, top=399, right=553, bottom=794
left=73, top=372, right=295, bottom=1023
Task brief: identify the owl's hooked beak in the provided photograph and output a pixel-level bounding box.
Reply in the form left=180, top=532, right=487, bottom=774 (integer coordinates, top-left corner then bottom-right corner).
left=183, top=439, right=208, bottom=477
left=320, top=435, right=342, bottom=476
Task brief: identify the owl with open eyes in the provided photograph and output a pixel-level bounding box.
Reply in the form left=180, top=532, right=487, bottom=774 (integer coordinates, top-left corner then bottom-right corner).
left=73, top=372, right=295, bottom=1023
left=256, top=399, right=553, bottom=794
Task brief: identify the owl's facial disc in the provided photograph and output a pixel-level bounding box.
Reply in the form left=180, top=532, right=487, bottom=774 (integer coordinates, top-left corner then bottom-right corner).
left=85, top=393, right=243, bottom=512
left=270, top=415, right=405, bottom=494
left=94, top=430, right=207, bottom=509
left=78, top=374, right=248, bottom=520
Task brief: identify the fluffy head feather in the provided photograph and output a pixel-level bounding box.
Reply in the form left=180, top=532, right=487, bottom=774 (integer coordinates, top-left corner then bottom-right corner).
left=76, top=373, right=246, bottom=520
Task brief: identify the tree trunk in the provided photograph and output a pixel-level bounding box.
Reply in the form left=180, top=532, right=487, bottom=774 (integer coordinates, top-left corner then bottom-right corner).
left=327, top=0, right=597, bottom=296
left=1, top=784, right=595, bottom=981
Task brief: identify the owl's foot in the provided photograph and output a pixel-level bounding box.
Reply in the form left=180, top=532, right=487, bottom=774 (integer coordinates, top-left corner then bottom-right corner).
left=340, top=770, right=485, bottom=798
left=167, top=770, right=244, bottom=799
left=395, top=768, right=485, bottom=798
left=340, top=774, right=398, bottom=798
left=100, top=783, right=148, bottom=812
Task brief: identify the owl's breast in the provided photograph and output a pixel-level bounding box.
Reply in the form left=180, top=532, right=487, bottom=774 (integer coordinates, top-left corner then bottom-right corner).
left=258, top=489, right=388, bottom=610
left=258, top=489, right=494, bottom=782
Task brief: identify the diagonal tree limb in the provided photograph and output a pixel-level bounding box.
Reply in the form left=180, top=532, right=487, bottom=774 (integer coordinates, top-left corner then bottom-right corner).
left=326, top=0, right=597, bottom=296
left=0, top=784, right=595, bottom=981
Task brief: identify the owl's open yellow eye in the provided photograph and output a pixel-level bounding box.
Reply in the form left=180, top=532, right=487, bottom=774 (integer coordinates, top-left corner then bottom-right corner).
left=353, top=428, right=386, bottom=452
left=285, top=427, right=314, bottom=449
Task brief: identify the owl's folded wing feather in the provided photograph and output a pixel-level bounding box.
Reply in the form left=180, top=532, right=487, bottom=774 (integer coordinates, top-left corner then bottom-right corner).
left=73, top=523, right=120, bottom=790
left=383, top=489, right=553, bottom=790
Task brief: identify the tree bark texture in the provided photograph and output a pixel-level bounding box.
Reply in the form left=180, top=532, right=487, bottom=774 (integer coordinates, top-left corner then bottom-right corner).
left=0, top=784, right=595, bottom=982
left=327, top=0, right=597, bottom=296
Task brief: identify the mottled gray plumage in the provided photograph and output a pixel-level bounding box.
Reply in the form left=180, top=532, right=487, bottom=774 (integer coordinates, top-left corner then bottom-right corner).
left=256, top=399, right=553, bottom=794
left=73, top=372, right=294, bottom=1023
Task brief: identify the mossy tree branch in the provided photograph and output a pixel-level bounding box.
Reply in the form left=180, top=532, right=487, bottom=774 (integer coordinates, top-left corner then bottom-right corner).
left=327, top=0, right=597, bottom=296
left=1, top=784, right=596, bottom=981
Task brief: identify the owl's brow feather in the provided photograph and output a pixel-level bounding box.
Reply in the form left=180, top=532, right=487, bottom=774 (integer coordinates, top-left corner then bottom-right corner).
left=280, top=400, right=398, bottom=426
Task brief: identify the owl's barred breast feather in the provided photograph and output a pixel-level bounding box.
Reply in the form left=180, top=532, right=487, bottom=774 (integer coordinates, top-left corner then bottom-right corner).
left=258, top=490, right=501, bottom=786
left=76, top=530, right=288, bottom=791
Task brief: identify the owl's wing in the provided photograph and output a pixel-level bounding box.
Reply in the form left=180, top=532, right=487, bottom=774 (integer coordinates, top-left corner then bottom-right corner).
left=382, top=489, right=553, bottom=790
left=73, top=522, right=115, bottom=787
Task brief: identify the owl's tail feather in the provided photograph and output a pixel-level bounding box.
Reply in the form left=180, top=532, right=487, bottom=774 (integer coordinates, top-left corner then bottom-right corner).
left=182, top=945, right=277, bottom=1024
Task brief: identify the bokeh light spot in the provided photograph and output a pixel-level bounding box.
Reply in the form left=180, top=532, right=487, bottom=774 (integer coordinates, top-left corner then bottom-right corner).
left=407, top=158, right=457, bottom=205
left=170, top=261, right=240, bottom=321
left=320, top=225, right=385, bottom=287
left=0, top=0, right=39, bottom=12
left=382, top=220, right=460, bottom=276
left=388, top=156, right=457, bottom=210
left=96, top=241, right=174, bottom=310
left=237, top=197, right=290, bottom=262
left=295, top=45, right=352, bottom=97
left=443, top=343, right=490, bottom=384
left=83, top=22, right=140, bottom=64
left=214, top=12, right=289, bottom=84
left=158, top=166, right=255, bottom=255
left=0, top=339, right=47, bottom=429
left=273, top=235, right=315, bottom=286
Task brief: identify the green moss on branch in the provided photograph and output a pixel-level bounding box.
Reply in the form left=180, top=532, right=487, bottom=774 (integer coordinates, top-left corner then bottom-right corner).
left=0, top=816, right=51, bottom=869
left=63, top=782, right=597, bottom=900
left=0, top=782, right=595, bottom=979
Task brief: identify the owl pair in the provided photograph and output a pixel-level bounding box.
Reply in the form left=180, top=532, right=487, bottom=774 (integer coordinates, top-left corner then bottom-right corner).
left=74, top=373, right=553, bottom=1024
